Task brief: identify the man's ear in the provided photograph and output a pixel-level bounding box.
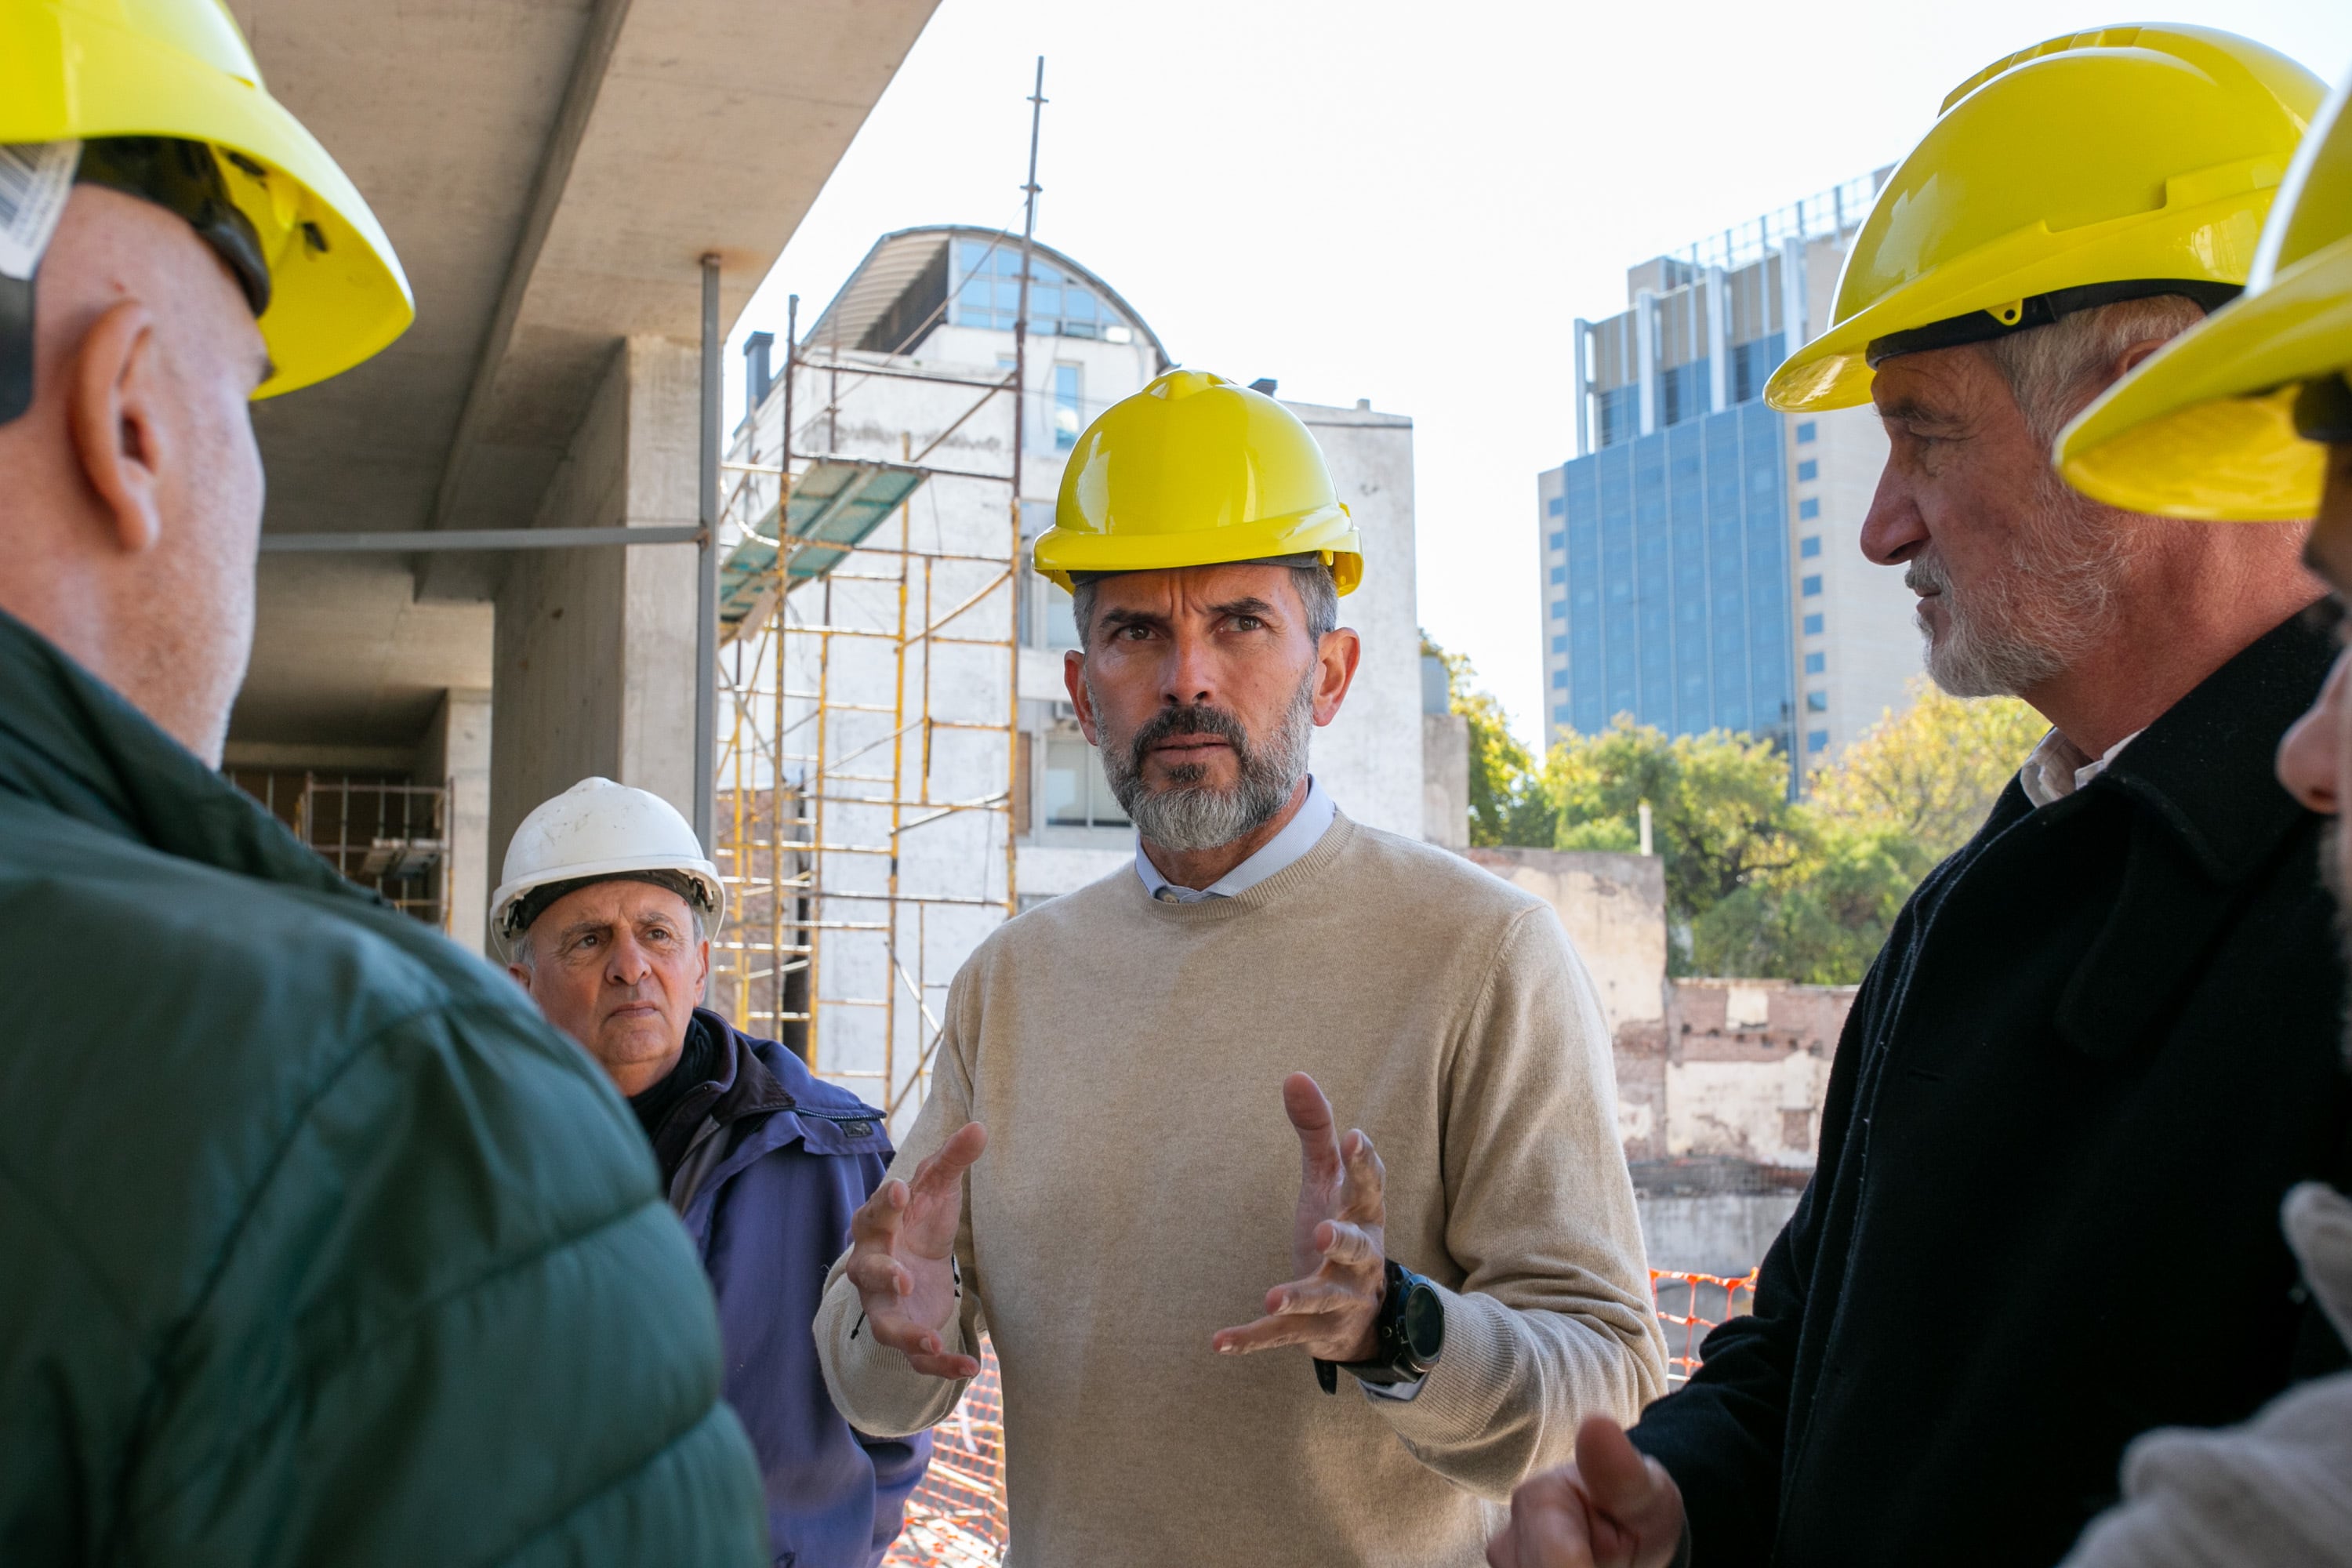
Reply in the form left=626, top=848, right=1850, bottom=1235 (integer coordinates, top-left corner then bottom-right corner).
left=65, top=299, right=165, bottom=555
left=1310, top=627, right=1362, bottom=727
left=2111, top=335, right=2173, bottom=387
left=1064, top=648, right=1101, bottom=745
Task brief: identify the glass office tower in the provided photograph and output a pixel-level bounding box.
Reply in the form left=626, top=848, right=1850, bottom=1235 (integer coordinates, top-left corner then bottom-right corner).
left=1548, top=402, right=1792, bottom=746
left=1538, top=169, right=1917, bottom=779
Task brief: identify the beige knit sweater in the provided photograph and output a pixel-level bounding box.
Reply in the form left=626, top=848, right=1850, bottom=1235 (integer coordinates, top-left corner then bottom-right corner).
left=815, top=812, right=1667, bottom=1567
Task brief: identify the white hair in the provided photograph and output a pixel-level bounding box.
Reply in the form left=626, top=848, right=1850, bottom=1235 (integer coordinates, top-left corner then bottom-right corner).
left=1982, top=294, right=2209, bottom=447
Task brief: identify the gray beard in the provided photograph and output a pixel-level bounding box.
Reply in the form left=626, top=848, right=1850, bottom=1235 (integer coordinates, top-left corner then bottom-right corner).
left=1091, top=672, right=1315, bottom=853
left=1905, top=475, right=2140, bottom=699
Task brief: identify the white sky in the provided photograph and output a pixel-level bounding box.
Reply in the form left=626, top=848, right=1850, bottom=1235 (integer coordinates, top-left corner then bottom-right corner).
left=729, top=2, right=2352, bottom=750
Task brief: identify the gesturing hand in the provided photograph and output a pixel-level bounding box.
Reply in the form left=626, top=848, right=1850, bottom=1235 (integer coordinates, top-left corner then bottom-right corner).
left=844, top=1120, right=986, bottom=1379
left=1486, top=1417, right=1687, bottom=1568
left=1211, top=1073, right=1387, bottom=1364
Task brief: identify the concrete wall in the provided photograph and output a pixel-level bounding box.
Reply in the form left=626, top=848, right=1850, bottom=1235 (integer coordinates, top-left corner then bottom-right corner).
left=1422, top=710, right=1469, bottom=849
left=490, top=336, right=702, bottom=877
left=1452, top=844, right=1857, bottom=1275
left=1292, top=400, right=1423, bottom=840
left=1462, top=847, right=1668, bottom=1039
left=417, top=689, right=493, bottom=955
left=1639, top=1193, right=1802, bottom=1279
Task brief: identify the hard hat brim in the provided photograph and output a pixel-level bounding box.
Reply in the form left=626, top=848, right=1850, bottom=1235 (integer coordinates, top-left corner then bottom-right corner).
left=1767, top=169, right=2285, bottom=414
left=2057, top=234, right=2352, bottom=521
left=2, top=5, right=415, bottom=398
left=1032, top=505, right=1364, bottom=596
left=491, top=853, right=729, bottom=954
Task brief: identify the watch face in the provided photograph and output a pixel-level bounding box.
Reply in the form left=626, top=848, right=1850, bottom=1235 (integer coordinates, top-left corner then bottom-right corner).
left=1402, top=1282, right=1444, bottom=1364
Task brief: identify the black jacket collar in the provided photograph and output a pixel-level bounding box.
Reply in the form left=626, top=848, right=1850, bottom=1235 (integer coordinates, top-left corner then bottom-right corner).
left=641, top=1009, right=796, bottom=1173
left=2086, top=606, right=2334, bottom=885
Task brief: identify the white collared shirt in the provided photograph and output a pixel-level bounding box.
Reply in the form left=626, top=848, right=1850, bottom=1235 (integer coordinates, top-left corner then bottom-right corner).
left=1133, top=776, right=1337, bottom=902
left=2020, top=728, right=2144, bottom=808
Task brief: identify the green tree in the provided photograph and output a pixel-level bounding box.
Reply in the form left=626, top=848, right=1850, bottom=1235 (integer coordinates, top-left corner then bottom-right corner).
left=1690, top=681, right=2045, bottom=983
left=1809, top=676, right=2047, bottom=863
left=1535, top=717, right=1808, bottom=944
left=1424, top=636, right=1552, bottom=847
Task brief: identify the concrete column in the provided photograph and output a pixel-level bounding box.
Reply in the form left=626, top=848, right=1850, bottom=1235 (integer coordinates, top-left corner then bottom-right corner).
left=490, top=335, right=703, bottom=877
left=1779, top=238, right=1809, bottom=349
left=1704, top=269, right=1729, bottom=412
left=418, top=688, right=492, bottom=955
left=1635, top=289, right=1657, bottom=437
left=1572, top=318, right=1592, bottom=456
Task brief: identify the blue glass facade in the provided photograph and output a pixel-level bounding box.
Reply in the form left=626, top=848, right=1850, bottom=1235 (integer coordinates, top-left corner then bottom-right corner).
left=1548, top=401, right=1793, bottom=748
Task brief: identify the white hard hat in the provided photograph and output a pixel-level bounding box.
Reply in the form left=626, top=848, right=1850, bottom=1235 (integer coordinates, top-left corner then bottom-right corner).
left=491, top=778, right=726, bottom=953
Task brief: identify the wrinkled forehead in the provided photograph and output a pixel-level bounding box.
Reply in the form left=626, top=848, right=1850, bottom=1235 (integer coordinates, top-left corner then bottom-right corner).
left=1087, top=561, right=1307, bottom=618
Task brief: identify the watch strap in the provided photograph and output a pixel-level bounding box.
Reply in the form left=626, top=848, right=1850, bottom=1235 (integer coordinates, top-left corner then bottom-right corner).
left=1315, top=1260, right=1431, bottom=1393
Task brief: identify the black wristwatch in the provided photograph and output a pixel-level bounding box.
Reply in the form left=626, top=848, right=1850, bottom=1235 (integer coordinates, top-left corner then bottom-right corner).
left=1316, top=1259, right=1445, bottom=1393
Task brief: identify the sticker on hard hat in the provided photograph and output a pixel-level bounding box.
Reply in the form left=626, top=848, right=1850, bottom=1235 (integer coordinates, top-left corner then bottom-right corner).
left=0, top=142, right=79, bottom=281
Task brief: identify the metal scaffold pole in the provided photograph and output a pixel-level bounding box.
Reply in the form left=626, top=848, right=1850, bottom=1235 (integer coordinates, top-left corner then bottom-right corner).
left=708, top=70, right=1044, bottom=1138
left=695, top=253, right=720, bottom=853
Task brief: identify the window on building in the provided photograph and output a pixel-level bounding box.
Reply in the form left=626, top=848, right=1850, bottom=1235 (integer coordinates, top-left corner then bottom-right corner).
left=1796, top=420, right=1817, bottom=443
left=1804, top=651, right=1825, bottom=673
left=1806, top=690, right=1828, bottom=712
left=1054, top=363, right=1083, bottom=450
left=1548, top=531, right=1566, bottom=552
left=1043, top=734, right=1130, bottom=828
left=952, top=238, right=1122, bottom=341
left=1803, top=612, right=1824, bottom=635
left=1553, top=704, right=1571, bottom=724
left=1549, top=565, right=1566, bottom=584
left=1551, top=634, right=1568, bottom=653
left=1548, top=495, right=1566, bottom=516
left=1800, top=535, right=1821, bottom=558
left=1796, top=459, right=1818, bottom=481
left=1798, top=498, right=1820, bottom=521
left=1802, top=575, right=1822, bottom=597
left=1551, top=670, right=1567, bottom=688
left=1728, top=333, right=1785, bottom=405
left=1807, top=728, right=1830, bottom=753
left=1596, top=385, right=1642, bottom=448
left=1551, top=599, right=1567, bottom=620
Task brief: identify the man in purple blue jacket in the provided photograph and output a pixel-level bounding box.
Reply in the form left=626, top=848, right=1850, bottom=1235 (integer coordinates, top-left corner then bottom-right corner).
left=495, top=778, right=931, bottom=1568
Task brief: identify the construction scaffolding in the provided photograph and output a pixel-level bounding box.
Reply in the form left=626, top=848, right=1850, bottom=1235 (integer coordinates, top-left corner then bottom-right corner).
left=710, top=377, right=1022, bottom=1118
left=710, top=63, right=1054, bottom=1124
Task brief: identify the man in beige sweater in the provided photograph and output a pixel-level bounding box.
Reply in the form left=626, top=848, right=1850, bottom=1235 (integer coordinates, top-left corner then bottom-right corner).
left=813, top=371, right=1666, bottom=1566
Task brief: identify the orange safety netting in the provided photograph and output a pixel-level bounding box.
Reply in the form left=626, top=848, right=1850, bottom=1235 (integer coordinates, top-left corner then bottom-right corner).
left=882, top=1351, right=1009, bottom=1568
left=1647, top=1268, right=1759, bottom=1387
left=879, top=1269, right=1756, bottom=1566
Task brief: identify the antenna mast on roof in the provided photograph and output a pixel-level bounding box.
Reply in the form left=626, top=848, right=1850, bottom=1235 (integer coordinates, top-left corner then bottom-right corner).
left=1004, top=54, right=1045, bottom=924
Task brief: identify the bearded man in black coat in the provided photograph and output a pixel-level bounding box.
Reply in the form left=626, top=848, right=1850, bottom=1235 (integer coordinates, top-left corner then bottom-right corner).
left=1486, top=31, right=2349, bottom=1568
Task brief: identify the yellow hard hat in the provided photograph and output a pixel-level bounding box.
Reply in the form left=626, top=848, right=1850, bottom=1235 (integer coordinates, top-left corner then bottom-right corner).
left=1033, top=369, right=1364, bottom=597
left=0, top=0, right=412, bottom=405
left=2056, top=66, right=2352, bottom=520
left=1767, top=25, right=2325, bottom=414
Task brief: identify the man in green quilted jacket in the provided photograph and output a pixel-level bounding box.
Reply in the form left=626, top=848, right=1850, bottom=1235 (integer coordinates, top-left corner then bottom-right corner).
left=0, top=5, right=766, bottom=1563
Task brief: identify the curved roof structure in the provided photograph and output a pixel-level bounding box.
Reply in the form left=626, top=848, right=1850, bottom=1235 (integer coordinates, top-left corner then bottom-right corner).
left=800, top=223, right=1171, bottom=368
